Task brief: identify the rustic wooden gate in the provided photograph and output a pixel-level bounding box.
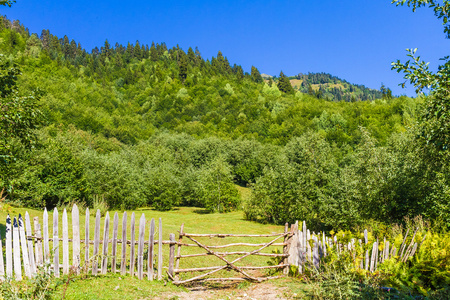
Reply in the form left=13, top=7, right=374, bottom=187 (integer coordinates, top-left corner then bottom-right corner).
left=168, top=223, right=295, bottom=284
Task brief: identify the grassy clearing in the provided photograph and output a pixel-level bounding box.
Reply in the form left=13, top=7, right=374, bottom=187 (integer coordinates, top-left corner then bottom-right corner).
left=1, top=205, right=290, bottom=299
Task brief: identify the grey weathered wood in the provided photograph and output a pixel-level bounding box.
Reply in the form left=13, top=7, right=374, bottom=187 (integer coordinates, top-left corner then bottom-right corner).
left=25, top=212, right=36, bottom=276
left=322, top=232, right=327, bottom=257
left=34, top=217, right=43, bottom=267
left=370, top=242, right=377, bottom=272
left=85, top=208, right=90, bottom=265
left=6, top=215, right=12, bottom=278
left=148, top=218, right=155, bottom=280
left=93, top=209, right=101, bottom=275
left=402, top=228, right=418, bottom=263
left=409, top=243, right=418, bottom=258
left=313, top=238, right=319, bottom=269
left=157, top=218, right=163, bottom=280
left=18, top=214, right=31, bottom=278
left=43, top=208, right=50, bottom=265
left=72, top=204, right=80, bottom=273
left=0, top=231, right=4, bottom=281
left=62, top=209, right=69, bottom=275
left=101, top=212, right=110, bottom=274
left=111, top=212, right=119, bottom=273
left=385, top=240, right=390, bottom=261
left=13, top=217, right=22, bottom=280
left=282, top=223, right=289, bottom=274
left=168, top=233, right=176, bottom=278
left=306, top=229, right=311, bottom=263
left=53, top=208, right=59, bottom=278
left=298, top=230, right=303, bottom=273
left=120, top=212, right=127, bottom=275
left=364, top=229, right=369, bottom=270
left=137, top=214, right=145, bottom=279
left=174, top=223, right=184, bottom=280
left=399, top=228, right=410, bottom=260
left=130, top=212, right=136, bottom=277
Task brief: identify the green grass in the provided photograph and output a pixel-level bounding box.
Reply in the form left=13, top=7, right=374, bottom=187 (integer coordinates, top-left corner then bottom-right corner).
left=0, top=205, right=289, bottom=299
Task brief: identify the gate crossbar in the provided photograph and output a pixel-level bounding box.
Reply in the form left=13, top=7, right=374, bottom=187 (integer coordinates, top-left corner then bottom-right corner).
left=173, top=232, right=289, bottom=284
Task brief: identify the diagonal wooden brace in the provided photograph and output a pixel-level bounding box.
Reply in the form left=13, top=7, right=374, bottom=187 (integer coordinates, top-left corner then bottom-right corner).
left=175, top=233, right=288, bottom=284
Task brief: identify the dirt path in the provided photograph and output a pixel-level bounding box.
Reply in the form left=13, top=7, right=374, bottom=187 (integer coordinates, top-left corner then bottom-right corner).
left=157, top=282, right=298, bottom=300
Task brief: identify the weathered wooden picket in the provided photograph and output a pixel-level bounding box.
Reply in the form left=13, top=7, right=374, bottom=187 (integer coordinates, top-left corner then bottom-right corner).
left=287, top=221, right=425, bottom=273
left=0, top=206, right=424, bottom=283
left=0, top=205, right=171, bottom=281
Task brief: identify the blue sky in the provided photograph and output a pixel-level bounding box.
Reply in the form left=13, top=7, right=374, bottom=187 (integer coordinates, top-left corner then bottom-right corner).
left=2, top=0, right=447, bottom=96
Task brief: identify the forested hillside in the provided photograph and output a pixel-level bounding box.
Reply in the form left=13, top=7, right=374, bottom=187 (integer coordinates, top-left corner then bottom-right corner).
left=290, top=72, right=386, bottom=102
left=1, top=15, right=448, bottom=231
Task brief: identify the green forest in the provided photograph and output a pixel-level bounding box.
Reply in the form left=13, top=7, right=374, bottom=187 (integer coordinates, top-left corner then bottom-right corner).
left=1, top=0, right=450, bottom=297
left=0, top=13, right=448, bottom=232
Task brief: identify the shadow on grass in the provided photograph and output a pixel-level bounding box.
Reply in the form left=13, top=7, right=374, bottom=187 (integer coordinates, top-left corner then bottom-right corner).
left=193, top=209, right=211, bottom=215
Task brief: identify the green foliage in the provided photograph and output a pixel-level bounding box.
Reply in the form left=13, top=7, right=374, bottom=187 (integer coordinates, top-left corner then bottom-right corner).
left=392, top=2, right=450, bottom=150
left=379, top=231, right=450, bottom=296
left=0, top=266, right=57, bottom=299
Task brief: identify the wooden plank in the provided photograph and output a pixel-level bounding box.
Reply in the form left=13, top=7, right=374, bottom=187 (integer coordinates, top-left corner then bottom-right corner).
left=43, top=208, right=50, bottom=265
left=85, top=208, right=90, bottom=265
left=385, top=240, right=390, bottom=261
left=174, top=223, right=184, bottom=281
left=0, top=231, right=4, bottom=281
left=13, top=217, right=22, bottom=280
left=364, top=229, right=369, bottom=270
left=399, top=228, right=410, bottom=260
left=168, top=233, right=175, bottom=278
left=130, top=212, right=136, bottom=277
left=282, top=223, right=289, bottom=274
left=111, top=212, right=119, bottom=273
left=148, top=218, right=155, bottom=280
left=25, top=212, right=36, bottom=276
left=92, top=209, right=101, bottom=275
left=62, top=209, right=69, bottom=275
left=34, top=217, right=43, bottom=267
left=370, top=242, right=377, bottom=272
left=137, top=213, right=145, bottom=280
left=157, top=218, right=162, bottom=280
left=5, top=215, right=12, bottom=278
left=19, top=214, right=31, bottom=278
left=72, top=204, right=80, bottom=273
left=101, top=212, right=110, bottom=274
left=53, top=208, right=59, bottom=278
left=120, top=212, right=127, bottom=275
left=307, top=230, right=311, bottom=262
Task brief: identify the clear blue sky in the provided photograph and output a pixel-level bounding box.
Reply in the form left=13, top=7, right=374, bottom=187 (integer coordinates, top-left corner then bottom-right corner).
left=2, top=0, right=447, bottom=96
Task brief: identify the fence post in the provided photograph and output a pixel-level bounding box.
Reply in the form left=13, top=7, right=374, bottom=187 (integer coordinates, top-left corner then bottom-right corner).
left=25, top=212, right=36, bottom=276
left=101, top=212, right=110, bottom=275
left=72, top=204, right=80, bottom=273
left=120, top=212, right=127, bottom=276
left=168, top=233, right=176, bottom=279
left=111, top=212, right=119, bottom=274
left=137, top=214, right=145, bottom=280
left=93, top=209, right=100, bottom=275
left=62, top=209, right=69, bottom=275
left=13, top=217, right=22, bottom=280
left=157, top=218, right=163, bottom=280
left=85, top=208, right=90, bottom=267
left=53, top=208, right=59, bottom=278
left=174, top=223, right=184, bottom=281
left=18, top=214, right=31, bottom=278
left=282, top=223, right=289, bottom=274
left=130, top=212, right=136, bottom=277
left=34, top=217, right=43, bottom=267
left=148, top=218, right=155, bottom=280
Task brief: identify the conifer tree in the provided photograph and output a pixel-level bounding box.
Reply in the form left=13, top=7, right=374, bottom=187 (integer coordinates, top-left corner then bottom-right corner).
left=251, top=66, right=263, bottom=83
left=150, top=42, right=158, bottom=61
left=277, top=71, right=294, bottom=94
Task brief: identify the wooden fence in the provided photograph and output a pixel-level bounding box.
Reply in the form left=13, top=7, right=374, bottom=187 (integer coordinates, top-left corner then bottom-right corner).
left=0, top=205, right=171, bottom=281
left=0, top=206, right=425, bottom=283
left=287, top=221, right=425, bottom=273
left=168, top=223, right=295, bottom=284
